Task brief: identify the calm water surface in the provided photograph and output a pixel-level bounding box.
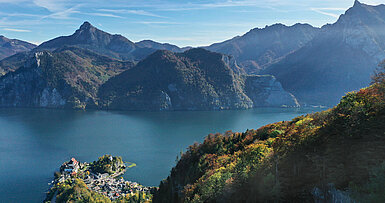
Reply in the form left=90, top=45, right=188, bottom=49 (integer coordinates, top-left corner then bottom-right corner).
left=0, top=107, right=323, bottom=202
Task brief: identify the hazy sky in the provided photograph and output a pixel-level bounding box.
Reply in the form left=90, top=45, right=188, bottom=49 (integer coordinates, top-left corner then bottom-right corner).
left=0, top=0, right=383, bottom=47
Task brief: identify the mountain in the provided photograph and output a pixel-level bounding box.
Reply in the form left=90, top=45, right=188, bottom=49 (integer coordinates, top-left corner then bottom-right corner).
left=37, top=21, right=140, bottom=61
left=0, top=47, right=133, bottom=109
left=135, top=40, right=188, bottom=52
left=0, top=47, right=297, bottom=110
left=262, top=1, right=385, bottom=106
left=0, top=22, right=187, bottom=76
left=98, top=48, right=298, bottom=111
left=154, top=68, right=385, bottom=202
left=206, top=23, right=320, bottom=74
left=0, top=35, right=36, bottom=60
left=36, top=22, right=185, bottom=62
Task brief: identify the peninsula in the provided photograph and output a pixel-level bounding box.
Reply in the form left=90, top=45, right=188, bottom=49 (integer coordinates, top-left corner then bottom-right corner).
left=44, top=155, right=154, bottom=202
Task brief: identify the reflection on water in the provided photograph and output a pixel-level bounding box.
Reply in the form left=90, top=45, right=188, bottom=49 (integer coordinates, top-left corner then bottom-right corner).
left=0, top=107, right=323, bottom=202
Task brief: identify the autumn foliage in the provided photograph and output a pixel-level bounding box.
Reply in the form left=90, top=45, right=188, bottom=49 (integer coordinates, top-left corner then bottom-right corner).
left=153, top=65, right=385, bottom=202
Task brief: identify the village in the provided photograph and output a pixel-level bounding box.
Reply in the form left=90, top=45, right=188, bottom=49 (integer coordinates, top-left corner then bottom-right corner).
left=53, top=156, right=153, bottom=200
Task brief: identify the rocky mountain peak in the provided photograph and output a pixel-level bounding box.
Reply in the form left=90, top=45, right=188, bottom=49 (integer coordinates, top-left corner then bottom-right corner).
left=73, top=21, right=101, bottom=38
left=79, top=21, right=93, bottom=30
left=343, top=0, right=371, bottom=18
left=353, top=0, right=362, bottom=7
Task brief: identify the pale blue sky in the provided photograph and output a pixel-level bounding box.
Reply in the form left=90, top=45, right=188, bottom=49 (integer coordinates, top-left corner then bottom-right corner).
left=0, top=0, right=383, bottom=47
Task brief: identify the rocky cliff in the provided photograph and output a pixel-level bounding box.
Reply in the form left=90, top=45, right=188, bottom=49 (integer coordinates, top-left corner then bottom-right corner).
left=245, top=75, right=299, bottom=107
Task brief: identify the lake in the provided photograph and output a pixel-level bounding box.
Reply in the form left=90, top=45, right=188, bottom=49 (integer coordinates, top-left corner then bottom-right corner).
left=0, top=107, right=323, bottom=202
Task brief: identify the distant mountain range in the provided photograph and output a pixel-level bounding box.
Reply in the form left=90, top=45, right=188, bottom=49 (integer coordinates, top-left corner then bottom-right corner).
left=206, top=23, right=320, bottom=74
left=0, top=22, right=188, bottom=76
left=0, top=0, right=384, bottom=108
left=0, top=35, right=36, bottom=61
left=36, top=21, right=186, bottom=61
left=262, top=0, right=385, bottom=105
left=206, top=0, right=385, bottom=106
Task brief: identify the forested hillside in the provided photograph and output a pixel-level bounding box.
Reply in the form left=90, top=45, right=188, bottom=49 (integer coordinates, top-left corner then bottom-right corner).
left=0, top=47, right=133, bottom=109
left=98, top=48, right=298, bottom=111
left=154, top=64, right=385, bottom=202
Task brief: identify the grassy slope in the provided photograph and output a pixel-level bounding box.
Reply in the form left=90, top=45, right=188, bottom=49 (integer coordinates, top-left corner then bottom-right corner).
left=154, top=80, right=385, bottom=202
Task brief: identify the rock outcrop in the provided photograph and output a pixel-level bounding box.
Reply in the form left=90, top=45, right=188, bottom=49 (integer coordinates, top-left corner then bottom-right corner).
left=245, top=75, right=299, bottom=107
left=0, top=52, right=66, bottom=108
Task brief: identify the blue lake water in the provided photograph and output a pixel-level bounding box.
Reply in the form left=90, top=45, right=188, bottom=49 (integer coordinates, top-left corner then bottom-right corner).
left=0, top=107, right=323, bottom=202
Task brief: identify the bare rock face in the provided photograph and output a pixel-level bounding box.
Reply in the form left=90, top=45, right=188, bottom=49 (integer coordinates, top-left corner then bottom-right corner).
left=40, top=88, right=66, bottom=107
left=312, top=184, right=354, bottom=203
left=0, top=52, right=66, bottom=108
left=245, top=75, right=299, bottom=107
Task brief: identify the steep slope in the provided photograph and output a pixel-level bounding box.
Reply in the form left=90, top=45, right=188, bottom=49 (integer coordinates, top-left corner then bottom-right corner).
left=263, top=1, right=385, bottom=106
left=206, top=23, right=320, bottom=74
left=98, top=48, right=298, bottom=111
left=0, top=36, right=36, bottom=75
left=0, top=35, right=36, bottom=60
left=0, top=47, right=133, bottom=109
left=0, top=52, right=30, bottom=76
left=154, top=66, right=385, bottom=202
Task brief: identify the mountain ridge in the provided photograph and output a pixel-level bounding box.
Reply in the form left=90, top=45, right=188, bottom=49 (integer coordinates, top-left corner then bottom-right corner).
left=205, top=23, right=320, bottom=74
left=262, top=1, right=385, bottom=106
